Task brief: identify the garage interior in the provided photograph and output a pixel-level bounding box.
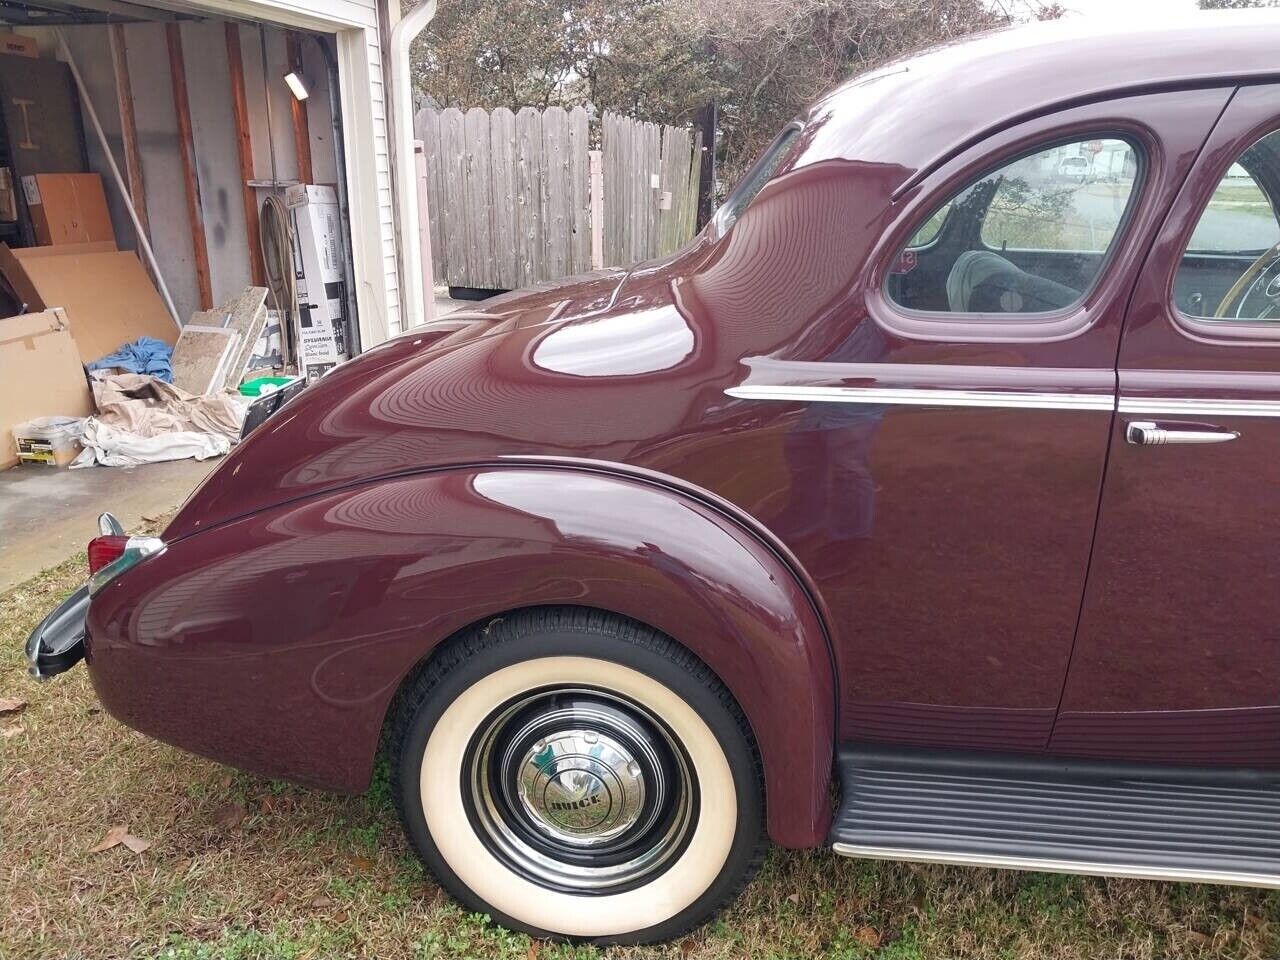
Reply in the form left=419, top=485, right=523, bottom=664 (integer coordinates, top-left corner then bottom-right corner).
left=2, top=0, right=354, bottom=317
left=0, top=0, right=380, bottom=586
left=1, top=0, right=363, bottom=445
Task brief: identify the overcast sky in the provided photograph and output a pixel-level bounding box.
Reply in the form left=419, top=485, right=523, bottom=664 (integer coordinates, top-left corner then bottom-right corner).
left=1056, top=0, right=1203, bottom=16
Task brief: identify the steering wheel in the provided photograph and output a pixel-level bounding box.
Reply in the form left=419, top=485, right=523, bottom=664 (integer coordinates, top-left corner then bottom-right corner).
left=1214, top=240, right=1280, bottom=319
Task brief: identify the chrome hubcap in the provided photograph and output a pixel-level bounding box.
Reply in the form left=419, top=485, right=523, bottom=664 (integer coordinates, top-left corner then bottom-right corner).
left=465, top=687, right=696, bottom=893
left=516, top=728, right=646, bottom=845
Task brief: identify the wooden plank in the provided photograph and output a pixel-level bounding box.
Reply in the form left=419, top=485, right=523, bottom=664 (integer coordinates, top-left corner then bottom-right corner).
left=488, top=107, right=518, bottom=289
left=630, top=119, right=644, bottom=261
left=620, top=115, right=634, bottom=264
left=685, top=136, right=702, bottom=241
left=668, top=127, right=694, bottom=254
left=657, top=125, right=676, bottom=255
left=639, top=121, right=651, bottom=259
left=167, top=22, right=212, bottom=310
left=540, top=106, right=570, bottom=282
left=224, top=22, right=264, bottom=288
left=641, top=121, right=656, bottom=260
left=463, top=106, right=493, bottom=288
left=589, top=148, right=604, bottom=270
left=631, top=119, right=646, bottom=262
left=286, top=32, right=313, bottom=185
left=675, top=128, right=694, bottom=248
left=646, top=121, right=662, bottom=258
left=415, top=107, right=447, bottom=284
left=619, top=113, right=634, bottom=265
left=602, top=113, right=616, bottom=266
left=108, top=25, right=149, bottom=244
left=438, top=107, right=469, bottom=289
left=567, top=106, right=590, bottom=273
left=514, top=106, right=543, bottom=288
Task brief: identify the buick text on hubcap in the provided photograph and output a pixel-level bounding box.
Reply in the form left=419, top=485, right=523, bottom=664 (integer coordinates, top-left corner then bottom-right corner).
left=464, top=687, right=697, bottom=893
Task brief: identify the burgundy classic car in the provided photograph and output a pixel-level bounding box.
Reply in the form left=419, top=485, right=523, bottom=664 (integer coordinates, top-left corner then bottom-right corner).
left=26, top=13, right=1280, bottom=944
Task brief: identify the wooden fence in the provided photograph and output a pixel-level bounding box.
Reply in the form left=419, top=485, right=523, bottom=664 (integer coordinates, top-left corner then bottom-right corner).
left=601, top=111, right=700, bottom=269
left=416, top=105, right=701, bottom=291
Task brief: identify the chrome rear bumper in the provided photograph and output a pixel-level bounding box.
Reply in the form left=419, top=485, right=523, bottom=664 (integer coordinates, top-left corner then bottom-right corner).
left=25, top=582, right=89, bottom=680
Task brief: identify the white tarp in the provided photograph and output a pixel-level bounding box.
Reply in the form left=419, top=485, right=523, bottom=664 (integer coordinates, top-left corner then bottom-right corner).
left=70, top=373, right=246, bottom=468
left=73, top=420, right=230, bottom=468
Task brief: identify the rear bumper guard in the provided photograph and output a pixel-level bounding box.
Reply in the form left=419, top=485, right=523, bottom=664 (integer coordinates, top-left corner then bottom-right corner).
left=25, top=582, right=89, bottom=680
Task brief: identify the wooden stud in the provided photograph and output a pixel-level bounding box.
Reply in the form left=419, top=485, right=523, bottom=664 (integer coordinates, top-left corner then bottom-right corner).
left=108, top=24, right=149, bottom=243
left=286, top=32, right=313, bottom=185
left=166, top=22, right=212, bottom=310
left=225, top=23, right=265, bottom=288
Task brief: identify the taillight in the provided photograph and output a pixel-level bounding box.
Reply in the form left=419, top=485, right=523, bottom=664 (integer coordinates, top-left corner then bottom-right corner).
left=86, top=514, right=165, bottom=595
left=88, top=536, right=129, bottom=574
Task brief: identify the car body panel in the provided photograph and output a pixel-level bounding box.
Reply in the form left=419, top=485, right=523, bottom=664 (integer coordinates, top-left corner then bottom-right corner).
left=1053, top=83, right=1280, bottom=765
left=87, top=467, right=834, bottom=847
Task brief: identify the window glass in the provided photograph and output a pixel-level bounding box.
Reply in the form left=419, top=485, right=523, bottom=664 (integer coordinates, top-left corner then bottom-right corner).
left=888, top=137, right=1140, bottom=316
left=907, top=203, right=951, bottom=247
left=712, top=126, right=800, bottom=234
left=1176, top=130, right=1280, bottom=322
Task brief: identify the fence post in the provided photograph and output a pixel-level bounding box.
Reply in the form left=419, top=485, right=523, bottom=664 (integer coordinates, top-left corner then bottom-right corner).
left=695, top=99, right=718, bottom=230
left=590, top=148, right=604, bottom=270
left=415, top=139, right=435, bottom=324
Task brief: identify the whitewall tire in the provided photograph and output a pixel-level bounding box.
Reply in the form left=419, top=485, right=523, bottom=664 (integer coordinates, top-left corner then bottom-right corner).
left=389, top=608, right=766, bottom=944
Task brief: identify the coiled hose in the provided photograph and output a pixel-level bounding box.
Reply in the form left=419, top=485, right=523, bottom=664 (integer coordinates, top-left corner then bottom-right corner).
left=259, top=193, right=296, bottom=363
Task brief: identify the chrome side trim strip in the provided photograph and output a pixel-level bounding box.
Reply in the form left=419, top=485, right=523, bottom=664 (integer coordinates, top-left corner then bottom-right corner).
left=725, top=384, right=1114, bottom=411
left=1119, top=396, right=1280, bottom=418
left=831, top=843, right=1280, bottom=889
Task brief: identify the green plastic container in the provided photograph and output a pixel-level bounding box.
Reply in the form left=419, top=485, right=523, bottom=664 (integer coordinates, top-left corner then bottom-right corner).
left=239, top=376, right=294, bottom=397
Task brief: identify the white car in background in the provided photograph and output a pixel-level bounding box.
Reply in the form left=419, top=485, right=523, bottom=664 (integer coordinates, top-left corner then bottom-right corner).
left=1057, top=155, right=1091, bottom=182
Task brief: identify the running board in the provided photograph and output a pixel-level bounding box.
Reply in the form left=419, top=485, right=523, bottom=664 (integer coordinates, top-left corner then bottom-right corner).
left=830, top=746, right=1280, bottom=888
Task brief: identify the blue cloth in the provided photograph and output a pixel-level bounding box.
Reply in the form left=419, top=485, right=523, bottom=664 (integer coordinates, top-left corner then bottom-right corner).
left=87, top=336, right=173, bottom=383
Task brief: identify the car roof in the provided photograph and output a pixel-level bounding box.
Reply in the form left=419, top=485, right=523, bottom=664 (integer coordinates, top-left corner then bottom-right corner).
left=793, top=12, right=1280, bottom=193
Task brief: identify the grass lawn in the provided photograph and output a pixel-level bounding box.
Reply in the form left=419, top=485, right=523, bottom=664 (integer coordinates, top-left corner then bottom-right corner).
left=3, top=532, right=1279, bottom=959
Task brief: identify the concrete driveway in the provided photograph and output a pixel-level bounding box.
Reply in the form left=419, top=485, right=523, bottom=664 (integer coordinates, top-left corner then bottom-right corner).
left=0, top=457, right=219, bottom=592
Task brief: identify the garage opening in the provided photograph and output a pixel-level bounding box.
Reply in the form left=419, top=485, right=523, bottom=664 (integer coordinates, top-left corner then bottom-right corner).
left=1, top=0, right=363, bottom=468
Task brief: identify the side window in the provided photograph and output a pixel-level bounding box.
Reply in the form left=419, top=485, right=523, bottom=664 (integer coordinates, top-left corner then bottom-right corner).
left=1175, top=130, right=1280, bottom=322
left=888, top=137, right=1140, bottom=316
left=907, top=203, right=951, bottom=248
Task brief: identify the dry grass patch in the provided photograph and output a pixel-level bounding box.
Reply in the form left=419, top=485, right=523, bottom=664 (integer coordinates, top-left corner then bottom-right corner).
left=2, top=527, right=1278, bottom=959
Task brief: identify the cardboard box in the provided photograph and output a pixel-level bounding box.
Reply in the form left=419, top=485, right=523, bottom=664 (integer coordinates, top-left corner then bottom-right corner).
left=0, top=308, right=93, bottom=470
left=0, top=31, right=37, bottom=59
left=285, top=183, right=348, bottom=380
left=14, top=420, right=81, bottom=466
left=0, top=243, right=175, bottom=364
left=21, top=173, right=114, bottom=246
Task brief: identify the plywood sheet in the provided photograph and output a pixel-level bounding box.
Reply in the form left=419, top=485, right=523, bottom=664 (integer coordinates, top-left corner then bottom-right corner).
left=0, top=243, right=176, bottom=364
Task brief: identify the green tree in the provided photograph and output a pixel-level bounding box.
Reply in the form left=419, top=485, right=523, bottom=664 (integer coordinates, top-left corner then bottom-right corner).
left=411, top=0, right=722, bottom=123
left=411, top=0, right=1057, bottom=191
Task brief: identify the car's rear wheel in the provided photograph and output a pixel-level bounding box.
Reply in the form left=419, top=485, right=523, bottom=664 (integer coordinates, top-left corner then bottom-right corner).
left=389, top=608, right=766, bottom=944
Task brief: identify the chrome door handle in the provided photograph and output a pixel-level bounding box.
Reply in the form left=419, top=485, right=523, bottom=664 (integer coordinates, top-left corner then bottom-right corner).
left=1126, top=421, right=1240, bottom=446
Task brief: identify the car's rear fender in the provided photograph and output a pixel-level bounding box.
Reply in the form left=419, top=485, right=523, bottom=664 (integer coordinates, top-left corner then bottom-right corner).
left=87, top=466, right=835, bottom=848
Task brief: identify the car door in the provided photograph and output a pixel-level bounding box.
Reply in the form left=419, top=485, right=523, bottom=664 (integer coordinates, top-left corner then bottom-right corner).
left=765, top=89, right=1229, bottom=753
left=1052, top=85, right=1280, bottom=767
